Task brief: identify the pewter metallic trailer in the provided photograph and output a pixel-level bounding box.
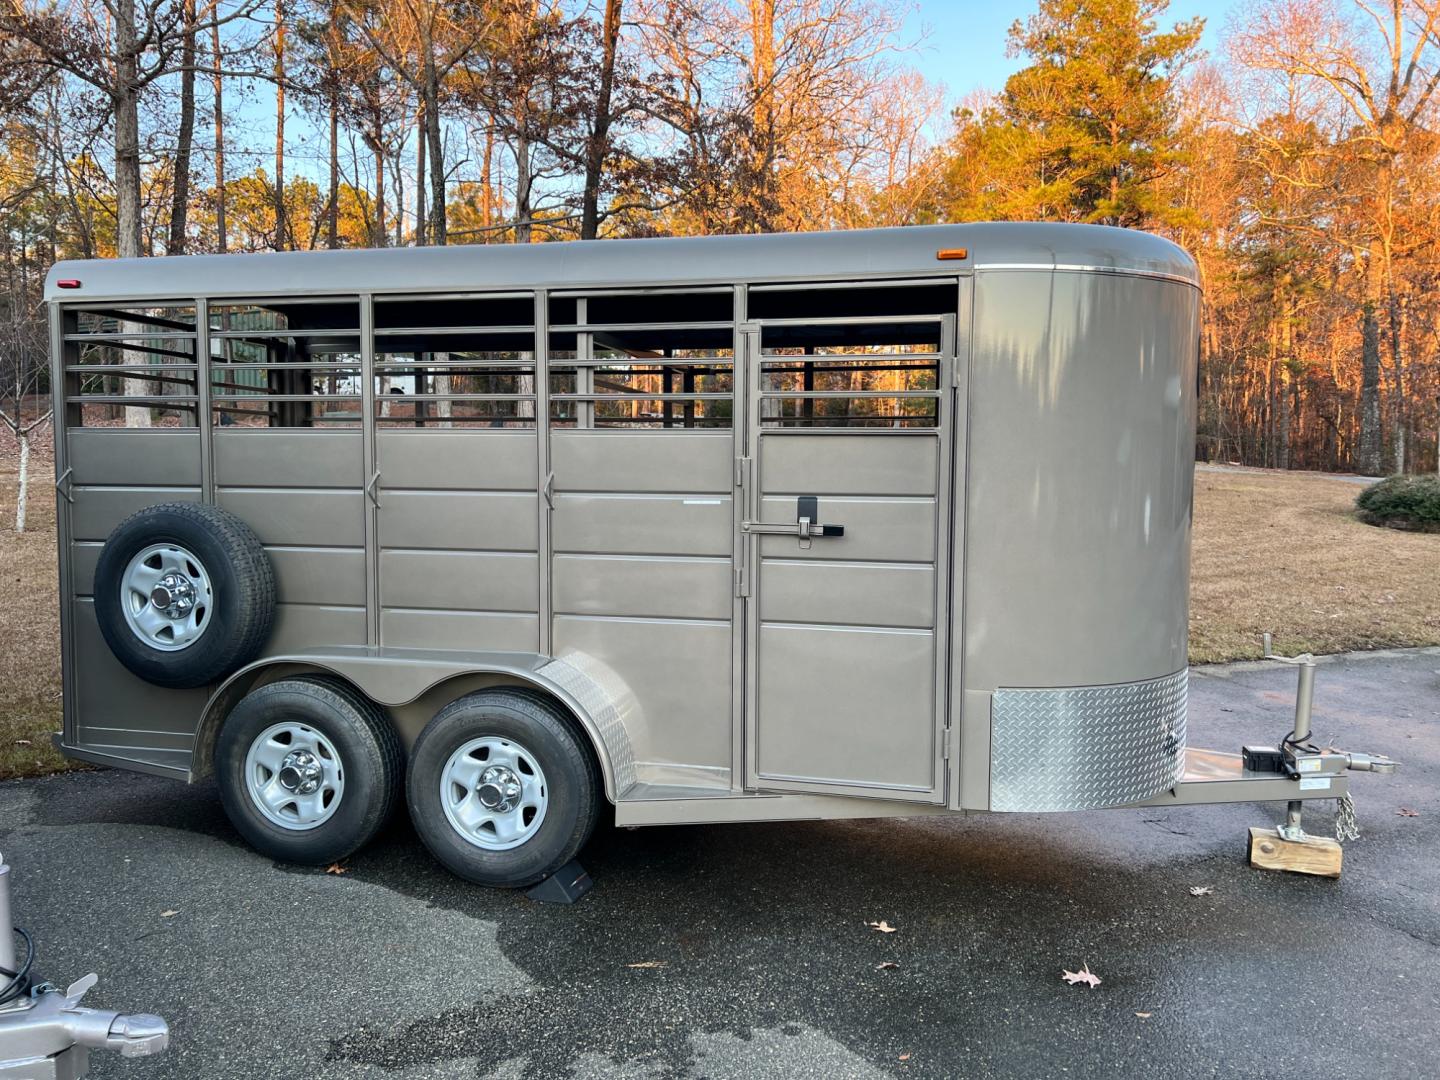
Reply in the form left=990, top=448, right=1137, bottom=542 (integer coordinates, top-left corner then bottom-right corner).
left=42, top=223, right=1377, bottom=890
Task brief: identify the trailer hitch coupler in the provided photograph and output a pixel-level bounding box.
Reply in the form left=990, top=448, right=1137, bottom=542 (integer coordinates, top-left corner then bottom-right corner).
left=1341, top=752, right=1397, bottom=774
left=106, top=1013, right=171, bottom=1057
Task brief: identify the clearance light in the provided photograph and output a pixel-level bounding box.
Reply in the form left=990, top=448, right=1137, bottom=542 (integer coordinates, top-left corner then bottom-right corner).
left=936, top=248, right=968, bottom=261
left=57, top=279, right=82, bottom=289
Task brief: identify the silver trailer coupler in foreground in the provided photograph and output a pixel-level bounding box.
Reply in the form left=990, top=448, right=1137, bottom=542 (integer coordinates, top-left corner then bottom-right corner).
left=1236, top=645, right=1398, bottom=876
left=0, top=854, right=169, bottom=1078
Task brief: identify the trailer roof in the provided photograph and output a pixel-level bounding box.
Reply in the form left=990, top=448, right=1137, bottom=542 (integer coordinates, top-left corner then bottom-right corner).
left=45, top=222, right=1199, bottom=303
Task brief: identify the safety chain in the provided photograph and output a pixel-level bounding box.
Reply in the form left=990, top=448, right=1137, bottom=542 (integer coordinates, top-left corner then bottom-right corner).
left=1333, top=793, right=1360, bottom=843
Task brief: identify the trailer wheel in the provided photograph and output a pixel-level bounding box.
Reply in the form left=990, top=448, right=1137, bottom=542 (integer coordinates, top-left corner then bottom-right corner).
left=216, top=677, right=404, bottom=865
left=407, top=690, right=600, bottom=888
left=93, top=502, right=275, bottom=689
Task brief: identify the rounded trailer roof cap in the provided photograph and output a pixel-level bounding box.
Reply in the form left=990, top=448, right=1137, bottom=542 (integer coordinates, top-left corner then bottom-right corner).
left=44, top=222, right=1200, bottom=303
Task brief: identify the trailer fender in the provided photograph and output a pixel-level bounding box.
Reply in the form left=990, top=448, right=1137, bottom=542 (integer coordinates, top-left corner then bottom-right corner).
left=189, top=647, right=637, bottom=802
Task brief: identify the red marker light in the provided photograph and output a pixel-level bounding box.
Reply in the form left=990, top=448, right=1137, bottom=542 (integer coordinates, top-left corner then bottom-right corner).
left=57, top=279, right=82, bottom=289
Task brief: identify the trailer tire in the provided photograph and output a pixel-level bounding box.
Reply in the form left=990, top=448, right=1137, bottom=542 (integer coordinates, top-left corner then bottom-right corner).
left=216, top=677, right=404, bottom=865
left=93, top=502, right=275, bottom=689
left=407, top=690, right=600, bottom=888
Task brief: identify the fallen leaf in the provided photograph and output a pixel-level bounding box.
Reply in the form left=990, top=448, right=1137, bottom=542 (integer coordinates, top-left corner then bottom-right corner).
left=1397, top=808, right=1420, bottom=817
left=325, top=863, right=349, bottom=875
left=1061, top=964, right=1101, bottom=989
left=627, top=961, right=665, bottom=969
left=867, top=920, right=898, bottom=933
left=875, top=961, right=899, bottom=970
left=899, top=1053, right=911, bottom=1061
left=1135, top=1012, right=1152, bottom=1019
left=160, top=910, right=179, bottom=918
left=1189, top=885, right=1214, bottom=896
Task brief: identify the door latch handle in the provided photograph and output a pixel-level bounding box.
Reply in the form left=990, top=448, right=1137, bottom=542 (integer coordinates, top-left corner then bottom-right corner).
left=740, top=520, right=844, bottom=538
left=364, top=470, right=381, bottom=508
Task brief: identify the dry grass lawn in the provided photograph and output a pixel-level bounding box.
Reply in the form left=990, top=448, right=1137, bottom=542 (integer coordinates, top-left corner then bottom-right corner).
left=0, top=427, right=66, bottom=780
left=0, top=452, right=1435, bottom=779
left=1190, top=467, right=1440, bottom=662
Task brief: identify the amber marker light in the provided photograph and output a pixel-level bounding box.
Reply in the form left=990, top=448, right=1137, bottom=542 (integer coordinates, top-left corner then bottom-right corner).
left=57, top=279, right=82, bottom=288
left=936, top=248, right=968, bottom=261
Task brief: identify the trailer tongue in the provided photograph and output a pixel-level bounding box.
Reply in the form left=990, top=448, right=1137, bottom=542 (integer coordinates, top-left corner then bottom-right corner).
left=1139, top=651, right=1398, bottom=877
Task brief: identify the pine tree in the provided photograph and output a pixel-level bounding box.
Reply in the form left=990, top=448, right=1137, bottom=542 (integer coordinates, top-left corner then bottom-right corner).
left=939, top=0, right=1203, bottom=228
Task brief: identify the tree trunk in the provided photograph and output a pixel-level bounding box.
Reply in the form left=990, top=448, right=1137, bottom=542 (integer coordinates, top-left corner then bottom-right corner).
left=273, top=0, right=287, bottom=250
left=392, top=142, right=405, bottom=246
left=1388, top=287, right=1406, bottom=473
left=514, top=123, right=532, bottom=243
left=748, top=0, right=776, bottom=231
left=168, top=0, right=197, bottom=255
left=373, top=136, right=386, bottom=247
left=423, top=40, right=445, bottom=245
left=325, top=0, right=339, bottom=250
left=581, top=0, right=622, bottom=240
left=327, top=89, right=339, bottom=249
left=1277, top=368, right=1291, bottom=470
left=114, top=0, right=142, bottom=260
left=15, top=428, right=30, bottom=533
left=482, top=122, right=494, bottom=232
left=1278, top=288, right=1292, bottom=470
left=415, top=104, right=427, bottom=247
left=114, top=0, right=150, bottom=426
left=1358, top=258, right=1383, bottom=474
left=211, top=17, right=227, bottom=252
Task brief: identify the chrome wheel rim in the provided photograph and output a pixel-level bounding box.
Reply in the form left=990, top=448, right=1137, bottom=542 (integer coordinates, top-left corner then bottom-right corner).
left=120, top=543, right=213, bottom=652
left=244, top=723, right=345, bottom=831
left=441, top=737, right=548, bottom=851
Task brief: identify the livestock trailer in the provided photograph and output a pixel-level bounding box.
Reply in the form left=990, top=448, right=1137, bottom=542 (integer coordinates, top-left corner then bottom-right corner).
left=43, top=223, right=1388, bottom=889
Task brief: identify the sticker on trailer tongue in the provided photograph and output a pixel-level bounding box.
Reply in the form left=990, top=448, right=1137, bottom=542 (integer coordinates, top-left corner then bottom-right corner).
left=1298, top=777, right=1332, bottom=791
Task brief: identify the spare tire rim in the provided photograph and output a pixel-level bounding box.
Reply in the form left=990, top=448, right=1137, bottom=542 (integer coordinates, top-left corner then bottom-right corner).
left=120, top=543, right=214, bottom=652
left=441, top=737, right=549, bottom=851
left=244, top=722, right=345, bottom=831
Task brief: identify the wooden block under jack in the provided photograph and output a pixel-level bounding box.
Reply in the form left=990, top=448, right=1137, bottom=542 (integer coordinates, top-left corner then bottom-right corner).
left=1247, top=826, right=1343, bottom=878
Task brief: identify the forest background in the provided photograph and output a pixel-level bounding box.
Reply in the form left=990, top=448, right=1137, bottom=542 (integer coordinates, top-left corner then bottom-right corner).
left=2, top=0, right=1440, bottom=479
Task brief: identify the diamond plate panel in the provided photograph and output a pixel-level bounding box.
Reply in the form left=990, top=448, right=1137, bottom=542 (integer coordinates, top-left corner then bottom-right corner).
left=989, top=670, right=1187, bottom=812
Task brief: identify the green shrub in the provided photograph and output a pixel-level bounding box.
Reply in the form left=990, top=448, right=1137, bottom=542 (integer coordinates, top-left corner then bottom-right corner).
left=1355, top=474, right=1440, bottom=533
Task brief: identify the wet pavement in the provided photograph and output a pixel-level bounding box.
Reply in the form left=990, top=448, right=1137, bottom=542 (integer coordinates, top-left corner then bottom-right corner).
left=1, top=647, right=1436, bottom=1079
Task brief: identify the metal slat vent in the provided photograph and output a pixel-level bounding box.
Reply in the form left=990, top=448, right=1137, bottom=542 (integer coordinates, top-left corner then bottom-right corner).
left=989, top=670, right=1187, bottom=812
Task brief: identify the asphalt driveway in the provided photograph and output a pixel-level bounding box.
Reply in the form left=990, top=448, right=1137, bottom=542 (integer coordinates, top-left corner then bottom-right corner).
left=2, top=648, right=1437, bottom=1079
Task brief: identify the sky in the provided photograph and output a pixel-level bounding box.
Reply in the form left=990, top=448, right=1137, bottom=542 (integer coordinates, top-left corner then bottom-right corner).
left=902, top=0, right=1237, bottom=102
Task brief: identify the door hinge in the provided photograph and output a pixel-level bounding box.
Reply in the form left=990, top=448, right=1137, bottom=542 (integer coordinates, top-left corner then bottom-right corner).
left=735, top=455, right=750, bottom=488
left=942, top=727, right=953, bottom=761
left=734, top=455, right=751, bottom=597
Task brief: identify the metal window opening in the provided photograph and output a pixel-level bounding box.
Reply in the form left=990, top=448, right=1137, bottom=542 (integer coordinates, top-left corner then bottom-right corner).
left=207, top=300, right=363, bottom=429
left=550, top=290, right=737, bottom=430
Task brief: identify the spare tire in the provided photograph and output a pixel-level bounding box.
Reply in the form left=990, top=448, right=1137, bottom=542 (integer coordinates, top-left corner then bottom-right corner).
left=94, top=502, right=276, bottom=689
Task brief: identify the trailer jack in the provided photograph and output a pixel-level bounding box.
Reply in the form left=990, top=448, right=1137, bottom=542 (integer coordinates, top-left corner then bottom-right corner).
left=1243, top=647, right=1399, bottom=878
left=0, top=853, right=169, bottom=1078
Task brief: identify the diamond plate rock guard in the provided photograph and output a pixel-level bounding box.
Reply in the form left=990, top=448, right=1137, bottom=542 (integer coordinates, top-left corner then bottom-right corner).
left=989, top=670, right=1187, bottom=812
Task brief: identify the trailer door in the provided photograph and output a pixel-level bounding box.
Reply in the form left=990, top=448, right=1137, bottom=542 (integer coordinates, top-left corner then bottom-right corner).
left=741, top=291, right=956, bottom=803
